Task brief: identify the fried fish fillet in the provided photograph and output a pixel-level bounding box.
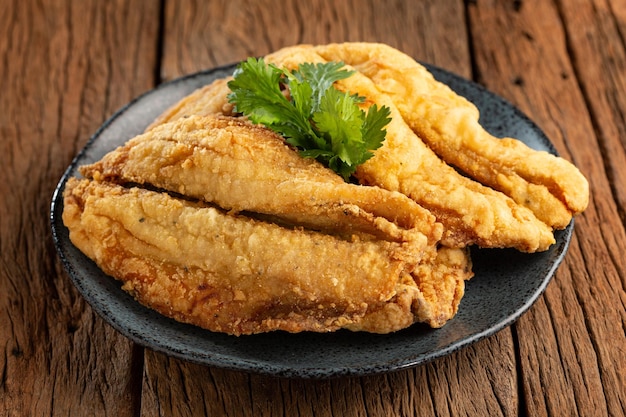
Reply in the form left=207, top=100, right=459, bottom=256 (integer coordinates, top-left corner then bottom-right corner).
left=63, top=41, right=587, bottom=335
left=311, top=42, right=589, bottom=229
left=146, top=48, right=556, bottom=251
left=80, top=115, right=442, bottom=247
left=146, top=78, right=235, bottom=131
left=262, top=46, right=555, bottom=252
left=63, top=177, right=465, bottom=334
left=349, top=246, right=473, bottom=332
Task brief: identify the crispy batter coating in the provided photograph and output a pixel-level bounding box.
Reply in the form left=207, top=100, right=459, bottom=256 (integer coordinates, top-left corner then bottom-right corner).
left=146, top=78, right=235, bottom=130
left=61, top=42, right=589, bottom=335
left=312, top=42, right=589, bottom=229
left=81, top=115, right=441, bottom=247
left=150, top=48, right=560, bottom=251
left=264, top=45, right=555, bottom=252
left=63, top=178, right=461, bottom=335
left=348, top=246, right=473, bottom=332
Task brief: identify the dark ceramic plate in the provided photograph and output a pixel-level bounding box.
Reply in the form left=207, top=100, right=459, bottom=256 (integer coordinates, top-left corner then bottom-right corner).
left=50, top=63, right=572, bottom=379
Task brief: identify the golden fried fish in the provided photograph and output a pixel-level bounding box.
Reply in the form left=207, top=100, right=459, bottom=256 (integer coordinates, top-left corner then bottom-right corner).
left=63, top=178, right=462, bottom=335
left=81, top=115, right=441, bottom=248
left=146, top=78, right=235, bottom=130
left=148, top=46, right=560, bottom=251
left=265, top=45, right=555, bottom=252
left=350, top=246, right=473, bottom=332
left=312, top=42, right=589, bottom=229
left=62, top=42, right=588, bottom=336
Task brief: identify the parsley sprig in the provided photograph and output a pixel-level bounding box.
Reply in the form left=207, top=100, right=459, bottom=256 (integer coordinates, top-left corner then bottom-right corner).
left=227, top=57, right=391, bottom=180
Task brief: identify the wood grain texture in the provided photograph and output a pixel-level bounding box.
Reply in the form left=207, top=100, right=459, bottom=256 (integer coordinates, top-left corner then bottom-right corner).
left=468, top=1, right=625, bottom=416
left=0, top=0, right=159, bottom=415
left=141, top=332, right=517, bottom=417
left=160, top=0, right=471, bottom=80
left=1, top=0, right=624, bottom=416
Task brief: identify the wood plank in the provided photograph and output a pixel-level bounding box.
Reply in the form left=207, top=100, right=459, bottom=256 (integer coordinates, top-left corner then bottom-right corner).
left=467, top=1, right=626, bottom=416
left=142, top=333, right=518, bottom=417
left=0, top=0, right=159, bottom=415
left=558, top=0, right=626, bottom=218
left=159, top=0, right=471, bottom=81
left=144, top=1, right=522, bottom=416
left=555, top=3, right=626, bottom=415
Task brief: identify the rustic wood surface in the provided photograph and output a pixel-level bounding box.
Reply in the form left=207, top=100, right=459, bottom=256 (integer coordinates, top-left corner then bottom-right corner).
left=1, top=0, right=623, bottom=416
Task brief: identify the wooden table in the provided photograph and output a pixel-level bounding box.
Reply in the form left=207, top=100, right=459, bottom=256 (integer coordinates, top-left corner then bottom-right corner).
left=2, top=0, right=624, bottom=415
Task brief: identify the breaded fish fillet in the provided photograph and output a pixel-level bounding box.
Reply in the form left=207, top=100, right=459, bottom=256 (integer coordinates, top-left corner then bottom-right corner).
left=264, top=46, right=555, bottom=252
left=349, top=246, right=473, bottom=332
left=80, top=115, right=441, bottom=247
left=146, top=78, right=235, bottom=130
left=62, top=178, right=461, bottom=334
left=147, top=49, right=556, bottom=251
left=312, top=42, right=589, bottom=229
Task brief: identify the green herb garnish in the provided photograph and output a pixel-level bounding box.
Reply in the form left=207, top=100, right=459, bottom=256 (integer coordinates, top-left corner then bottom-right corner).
left=227, top=57, right=391, bottom=180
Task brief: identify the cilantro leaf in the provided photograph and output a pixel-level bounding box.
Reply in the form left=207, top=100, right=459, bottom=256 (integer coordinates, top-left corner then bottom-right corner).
left=361, top=104, right=392, bottom=153
left=312, top=87, right=367, bottom=178
left=227, top=58, right=314, bottom=141
left=293, top=62, right=354, bottom=111
left=227, top=57, right=391, bottom=180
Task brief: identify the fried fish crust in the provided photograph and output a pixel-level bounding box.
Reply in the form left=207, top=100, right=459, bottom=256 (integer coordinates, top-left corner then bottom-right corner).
left=80, top=114, right=442, bottom=247
left=62, top=41, right=588, bottom=335
left=145, top=78, right=235, bottom=130
left=312, top=42, right=589, bottom=229
left=149, top=47, right=558, bottom=251
left=348, top=246, right=473, bottom=332
left=264, top=45, right=555, bottom=252
left=63, top=178, right=456, bottom=335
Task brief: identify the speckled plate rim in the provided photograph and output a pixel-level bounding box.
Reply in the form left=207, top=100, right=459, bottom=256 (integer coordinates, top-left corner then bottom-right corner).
left=50, top=62, right=573, bottom=379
